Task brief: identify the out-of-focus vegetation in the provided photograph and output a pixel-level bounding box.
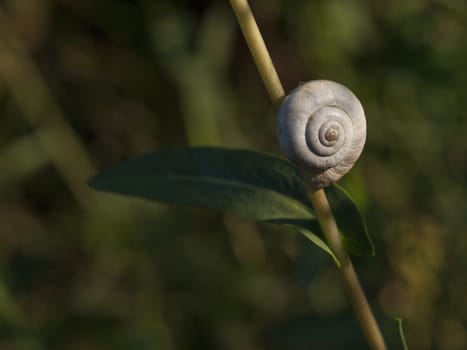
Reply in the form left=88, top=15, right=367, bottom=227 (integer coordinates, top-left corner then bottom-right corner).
left=0, top=0, right=466, bottom=349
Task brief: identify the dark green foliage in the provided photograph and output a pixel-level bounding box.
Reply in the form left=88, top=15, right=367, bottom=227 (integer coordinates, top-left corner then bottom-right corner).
left=325, top=184, right=374, bottom=257
left=89, top=147, right=314, bottom=221
left=89, top=147, right=373, bottom=259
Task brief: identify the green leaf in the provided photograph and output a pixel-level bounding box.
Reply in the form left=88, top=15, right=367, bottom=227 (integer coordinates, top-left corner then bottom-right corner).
left=267, top=218, right=338, bottom=265
left=268, top=183, right=375, bottom=259
left=298, top=227, right=339, bottom=265
left=89, top=147, right=373, bottom=260
left=325, top=184, right=375, bottom=257
left=89, top=147, right=314, bottom=221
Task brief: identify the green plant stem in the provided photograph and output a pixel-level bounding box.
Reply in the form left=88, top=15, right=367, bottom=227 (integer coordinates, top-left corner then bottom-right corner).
left=229, top=0, right=387, bottom=349
left=395, top=317, right=409, bottom=350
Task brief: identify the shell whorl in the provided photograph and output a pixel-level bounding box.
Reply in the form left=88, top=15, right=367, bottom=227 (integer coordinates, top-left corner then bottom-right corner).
left=277, top=80, right=366, bottom=188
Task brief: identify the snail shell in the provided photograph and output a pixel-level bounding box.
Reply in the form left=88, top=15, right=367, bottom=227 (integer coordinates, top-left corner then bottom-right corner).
left=277, top=80, right=366, bottom=188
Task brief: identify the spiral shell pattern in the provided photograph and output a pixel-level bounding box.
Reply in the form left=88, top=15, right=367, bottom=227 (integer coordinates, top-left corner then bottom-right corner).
left=277, top=80, right=366, bottom=188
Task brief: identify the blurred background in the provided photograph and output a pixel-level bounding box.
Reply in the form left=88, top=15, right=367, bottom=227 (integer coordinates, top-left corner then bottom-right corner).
left=0, top=0, right=466, bottom=349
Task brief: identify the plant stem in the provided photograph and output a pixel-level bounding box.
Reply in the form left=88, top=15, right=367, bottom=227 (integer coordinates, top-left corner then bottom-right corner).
left=228, top=0, right=284, bottom=104
left=309, top=189, right=387, bottom=350
left=229, top=0, right=387, bottom=349
left=395, top=317, right=409, bottom=350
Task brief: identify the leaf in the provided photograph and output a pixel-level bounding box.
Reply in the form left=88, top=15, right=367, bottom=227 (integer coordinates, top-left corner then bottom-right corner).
left=297, top=227, right=339, bottom=265
left=89, top=147, right=314, bottom=221
left=268, top=183, right=374, bottom=258
left=325, top=184, right=375, bottom=257
left=89, top=147, right=373, bottom=260
left=266, top=218, right=339, bottom=265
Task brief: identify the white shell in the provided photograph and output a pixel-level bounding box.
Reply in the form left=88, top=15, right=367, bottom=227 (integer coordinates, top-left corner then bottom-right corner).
left=277, top=80, right=366, bottom=188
